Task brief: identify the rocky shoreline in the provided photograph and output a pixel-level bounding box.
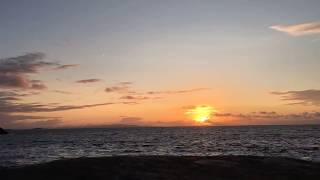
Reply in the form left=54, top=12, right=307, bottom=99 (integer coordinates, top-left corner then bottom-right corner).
left=0, top=128, right=8, bottom=135
left=1, top=156, right=320, bottom=180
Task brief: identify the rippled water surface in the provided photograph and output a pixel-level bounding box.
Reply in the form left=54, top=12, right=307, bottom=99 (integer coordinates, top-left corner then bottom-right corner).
left=1, top=125, right=320, bottom=167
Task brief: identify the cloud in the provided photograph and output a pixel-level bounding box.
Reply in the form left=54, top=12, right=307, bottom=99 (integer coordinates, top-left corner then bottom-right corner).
left=212, top=111, right=320, bottom=124
left=180, top=106, right=320, bottom=125
left=18, top=119, right=62, bottom=129
left=0, top=109, right=62, bottom=129
left=105, top=82, right=208, bottom=96
left=55, top=64, right=79, bottom=70
left=29, top=80, right=47, bottom=90
left=0, top=73, right=29, bottom=88
left=0, top=90, right=116, bottom=113
left=152, top=120, right=195, bottom=127
left=105, top=82, right=133, bottom=93
left=119, top=116, right=142, bottom=125
left=118, top=116, right=193, bottom=127
left=0, top=90, right=126, bottom=128
left=0, top=52, right=75, bottom=90
left=271, top=89, right=320, bottom=106
left=0, top=113, right=50, bottom=122
left=52, top=90, right=72, bottom=94
left=214, top=111, right=279, bottom=118
left=146, top=88, right=209, bottom=95
left=120, top=95, right=149, bottom=100
left=105, top=83, right=209, bottom=105
left=119, top=82, right=133, bottom=85
left=120, top=101, right=139, bottom=105
left=0, top=113, right=62, bottom=129
left=0, top=91, right=30, bottom=101
left=105, top=83, right=209, bottom=103
left=0, top=101, right=116, bottom=113
left=0, top=52, right=55, bottom=73
left=270, top=21, right=320, bottom=36
left=76, top=79, right=101, bottom=84
left=46, top=102, right=117, bottom=112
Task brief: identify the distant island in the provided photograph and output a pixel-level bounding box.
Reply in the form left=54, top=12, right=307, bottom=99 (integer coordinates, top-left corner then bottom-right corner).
left=0, top=127, right=8, bottom=134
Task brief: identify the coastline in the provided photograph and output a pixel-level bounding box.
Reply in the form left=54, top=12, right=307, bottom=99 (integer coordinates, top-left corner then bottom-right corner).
left=1, top=156, right=320, bottom=180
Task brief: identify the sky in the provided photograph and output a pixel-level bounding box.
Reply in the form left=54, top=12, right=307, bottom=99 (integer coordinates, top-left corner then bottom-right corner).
left=1, top=0, right=320, bottom=128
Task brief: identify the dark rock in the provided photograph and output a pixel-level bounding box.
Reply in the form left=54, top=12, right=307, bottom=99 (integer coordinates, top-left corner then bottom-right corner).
left=0, top=127, right=8, bottom=135
left=1, top=156, right=320, bottom=180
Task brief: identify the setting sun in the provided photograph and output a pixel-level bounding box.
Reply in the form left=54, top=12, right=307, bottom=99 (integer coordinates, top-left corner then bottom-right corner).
left=185, top=105, right=216, bottom=123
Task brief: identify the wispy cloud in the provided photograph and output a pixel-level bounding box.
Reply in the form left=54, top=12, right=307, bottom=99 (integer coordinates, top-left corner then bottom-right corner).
left=119, top=116, right=142, bottom=125
left=55, top=64, right=79, bottom=70
left=146, top=88, right=210, bottom=95
left=120, top=95, right=150, bottom=100
left=212, top=111, right=320, bottom=124
left=0, top=53, right=51, bottom=89
left=105, top=82, right=133, bottom=93
left=0, top=100, right=116, bottom=113
left=105, top=82, right=209, bottom=95
left=105, top=82, right=209, bottom=103
left=29, top=80, right=47, bottom=90
left=76, top=79, right=101, bottom=84
left=0, top=52, right=77, bottom=90
left=0, top=90, right=133, bottom=114
left=0, top=90, right=136, bottom=128
left=51, top=90, right=72, bottom=94
left=214, top=111, right=279, bottom=118
left=271, top=89, right=320, bottom=106
left=0, top=52, right=54, bottom=73
left=0, top=112, right=62, bottom=129
left=270, top=21, right=320, bottom=36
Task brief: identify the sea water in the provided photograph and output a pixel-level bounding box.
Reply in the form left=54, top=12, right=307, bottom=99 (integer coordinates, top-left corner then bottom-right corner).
left=0, top=125, right=319, bottom=167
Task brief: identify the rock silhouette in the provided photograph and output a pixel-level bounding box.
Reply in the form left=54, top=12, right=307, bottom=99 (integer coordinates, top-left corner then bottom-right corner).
left=0, top=128, right=8, bottom=135
left=1, top=156, right=320, bottom=180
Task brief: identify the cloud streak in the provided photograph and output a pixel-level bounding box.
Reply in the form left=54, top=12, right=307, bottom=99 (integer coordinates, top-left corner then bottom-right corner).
left=146, top=88, right=209, bottom=95
left=76, top=79, right=101, bottom=84
left=0, top=112, right=62, bottom=129
left=120, top=95, right=150, bottom=100
left=52, top=90, right=72, bottom=94
left=55, top=64, right=79, bottom=70
left=0, top=91, right=123, bottom=128
left=105, top=83, right=209, bottom=103
left=0, top=90, right=118, bottom=128
left=0, top=89, right=144, bottom=128
left=270, top=21, right=320, bottom=36
left=271, top=89, right=320, bottom=106
left=119, top=116, right=142, bottom=125
left=0, top=100, right=116, bottom=113
left=212, top=111, right=320, bottom=124
left=105, top=82, right=134, bottom=93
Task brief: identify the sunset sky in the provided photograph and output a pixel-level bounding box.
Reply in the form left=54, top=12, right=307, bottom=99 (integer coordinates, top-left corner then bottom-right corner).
left=1, top=0, right=320, bottom=128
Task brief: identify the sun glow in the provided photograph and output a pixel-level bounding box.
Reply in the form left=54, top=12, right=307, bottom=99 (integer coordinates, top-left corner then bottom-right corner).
left=185, top=105, right=216, bottom=124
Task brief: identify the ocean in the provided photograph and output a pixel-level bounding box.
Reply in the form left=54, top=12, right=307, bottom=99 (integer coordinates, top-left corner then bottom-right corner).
left=1, top=125, right=319, bottom=167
